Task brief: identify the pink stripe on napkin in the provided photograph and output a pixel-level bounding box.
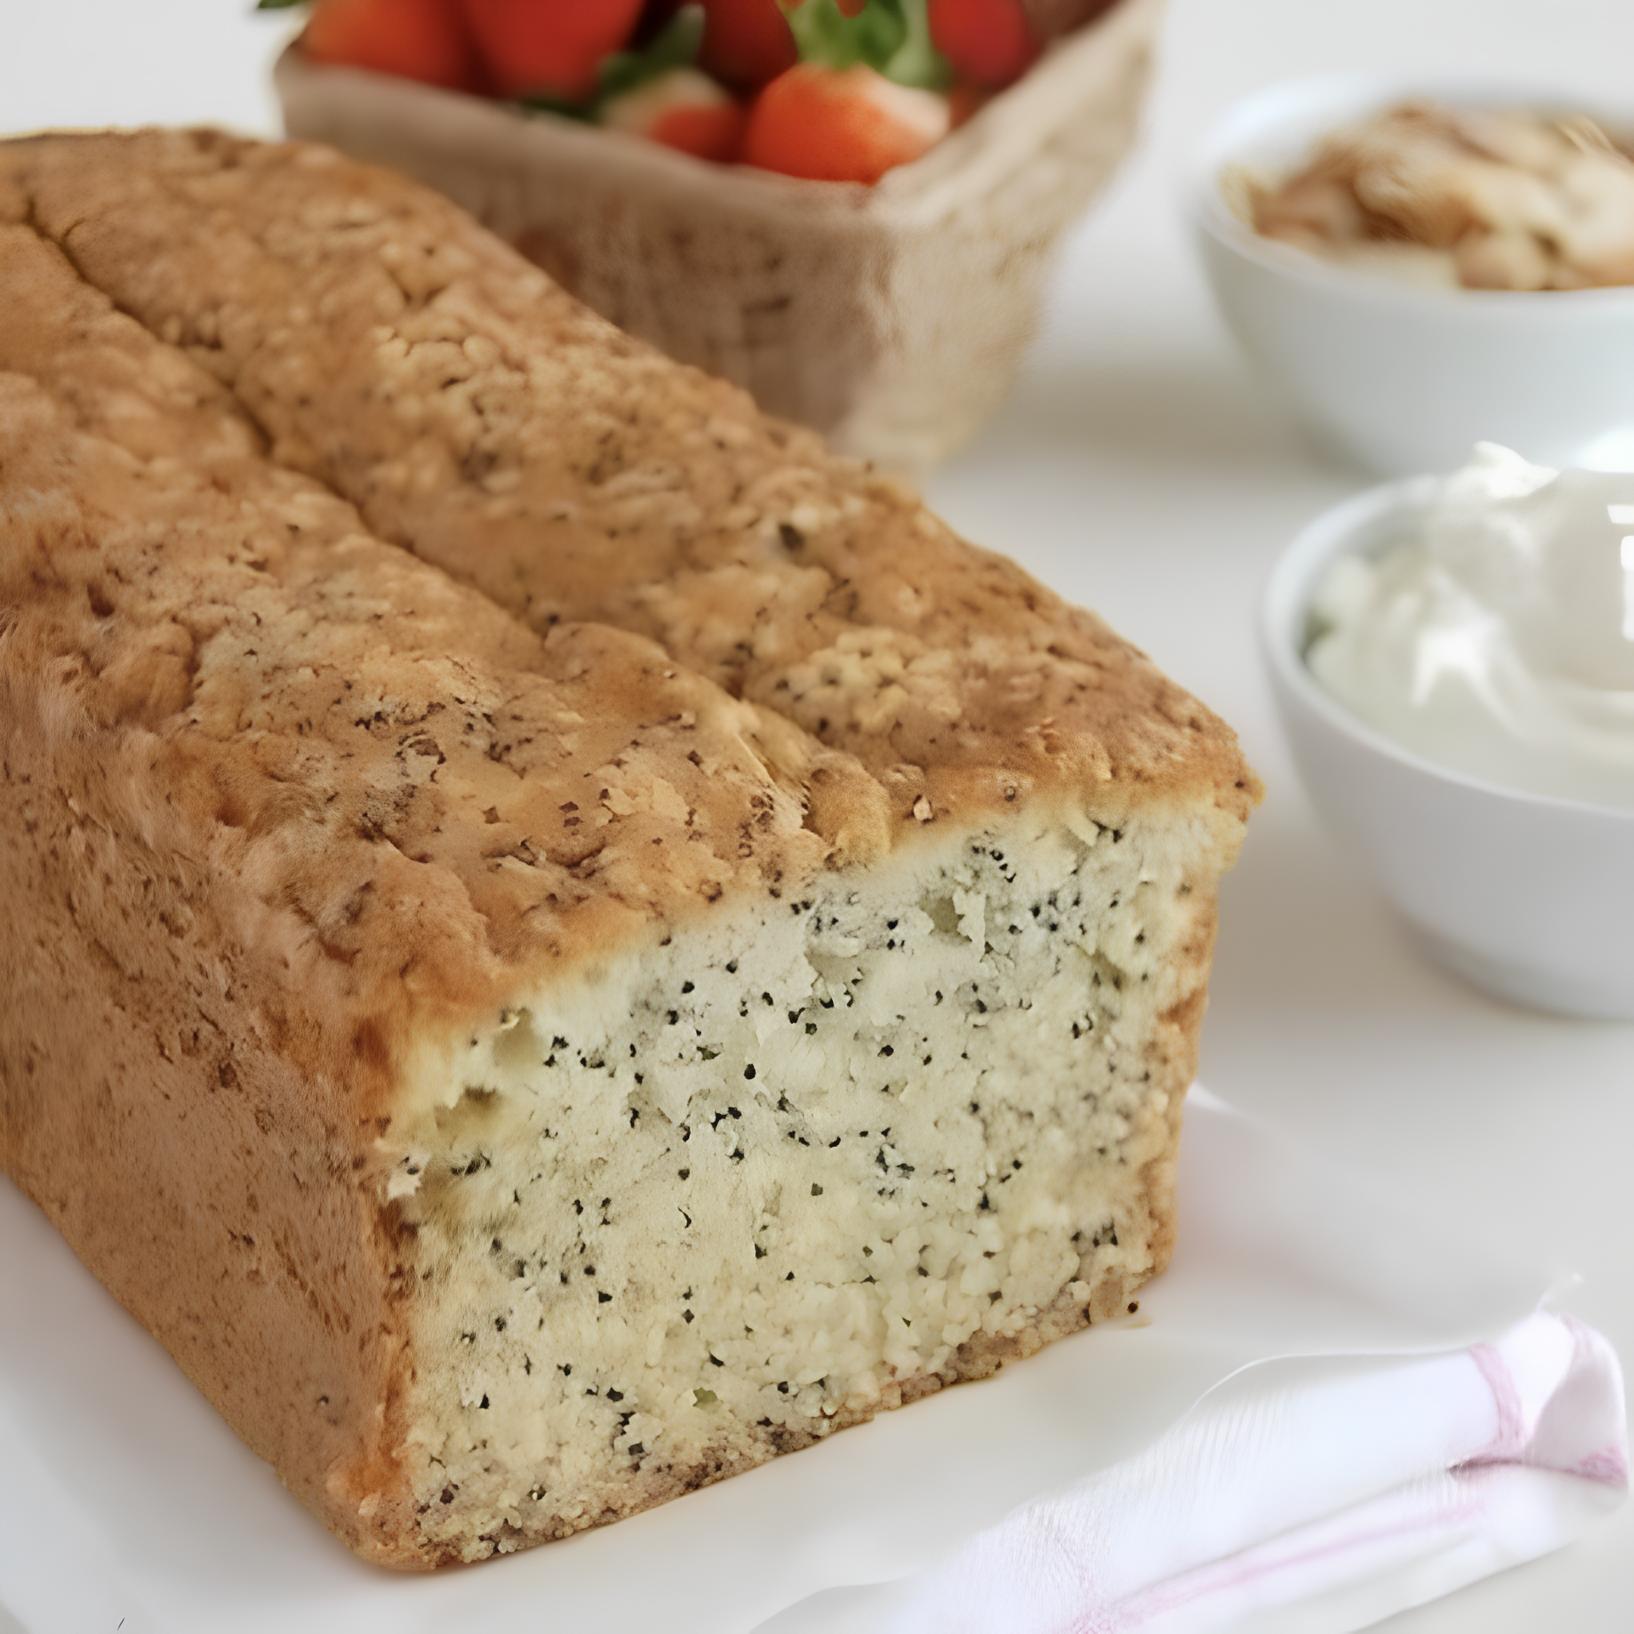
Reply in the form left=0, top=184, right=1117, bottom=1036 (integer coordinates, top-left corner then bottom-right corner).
left=765, top=1313, right=1626, bottom=1634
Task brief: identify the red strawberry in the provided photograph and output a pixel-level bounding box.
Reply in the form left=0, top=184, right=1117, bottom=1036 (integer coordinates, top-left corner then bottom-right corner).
left=302, top=0, right=480, bottom=91
left=461, top=0, right=645, bottom=99
left=699, top=0, right=796, bottom=86
left=699, top=0, right=868, bottom=89
left=601, top=67, right=747, bottom=161
left=928, top=0, right=1039, bottom=88
left=743, top=63, right=949, bottom=183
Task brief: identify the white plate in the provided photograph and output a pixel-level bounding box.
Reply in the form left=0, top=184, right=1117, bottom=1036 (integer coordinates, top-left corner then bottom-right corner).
left=0, top=1093, right=1552, bottom=1634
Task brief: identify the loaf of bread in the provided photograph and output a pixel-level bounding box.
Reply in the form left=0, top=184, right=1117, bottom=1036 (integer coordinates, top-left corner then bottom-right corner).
left=0, top=131, right=1256, bottom=1567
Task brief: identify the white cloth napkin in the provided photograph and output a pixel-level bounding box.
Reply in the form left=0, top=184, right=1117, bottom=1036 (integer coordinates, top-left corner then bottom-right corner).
left=759, top=1312, right=1627, bottom=1634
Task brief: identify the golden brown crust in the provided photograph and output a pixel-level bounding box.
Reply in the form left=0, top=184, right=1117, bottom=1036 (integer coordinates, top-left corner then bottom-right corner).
left=2, top=128, right=1258, bottom=838
left=0, top=744, right=408, bottom=1557
left=0, top=216, right=853, bottom=1047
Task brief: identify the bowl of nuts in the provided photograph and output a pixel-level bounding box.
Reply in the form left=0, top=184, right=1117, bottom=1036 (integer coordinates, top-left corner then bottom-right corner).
left=1192, top=76, right=1634, bottom=475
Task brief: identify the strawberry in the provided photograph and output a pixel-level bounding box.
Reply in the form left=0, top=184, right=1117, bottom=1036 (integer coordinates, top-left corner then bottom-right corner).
left=743, top=63, right=949, bottom=183
left=699, top=0, right=869, bottom=89
left=699, top=0, right=796, bottom=87
left=298, top=0, right=480, bottom=91
left=601, top=66, right=747, bottom=160
left=927, top=0, right=1039, bottom=88
left=461, top=0, right=645, bottom=99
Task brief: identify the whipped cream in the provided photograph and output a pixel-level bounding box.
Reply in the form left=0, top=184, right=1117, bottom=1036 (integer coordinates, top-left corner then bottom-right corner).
left=1307, top=445, right=1634, bottom=809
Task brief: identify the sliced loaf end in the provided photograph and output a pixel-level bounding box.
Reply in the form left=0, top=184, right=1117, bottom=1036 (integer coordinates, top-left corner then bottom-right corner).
left=373, top=798, right=1227, bottom=1563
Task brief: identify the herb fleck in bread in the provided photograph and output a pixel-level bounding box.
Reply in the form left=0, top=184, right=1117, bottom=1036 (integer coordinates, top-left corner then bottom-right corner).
left=0, top=130, right=1257, bottom=1567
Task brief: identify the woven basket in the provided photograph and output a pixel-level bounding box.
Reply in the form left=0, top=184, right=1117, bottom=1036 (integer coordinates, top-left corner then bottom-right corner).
left=276, top=0, right=1161, bottom=471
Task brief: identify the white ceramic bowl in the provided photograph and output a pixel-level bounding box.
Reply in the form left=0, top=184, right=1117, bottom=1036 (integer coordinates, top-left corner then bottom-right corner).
left=1193, top=76, right=1634, bottom=477
left=1262, top=478, right=1634, bottom=1021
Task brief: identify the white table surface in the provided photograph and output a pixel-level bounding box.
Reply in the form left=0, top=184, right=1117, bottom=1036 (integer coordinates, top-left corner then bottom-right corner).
left=6, top=1, right=1631, bottom=1629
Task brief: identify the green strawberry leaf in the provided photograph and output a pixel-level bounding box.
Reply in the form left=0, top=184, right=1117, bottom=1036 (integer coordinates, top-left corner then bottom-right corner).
left=879, top=0, right=950, bottom=89
left=255, top=0, right=308, bottom=10
left=783, top=0, right=949, bottom=90
left=784, top=0, right=904, bottom=72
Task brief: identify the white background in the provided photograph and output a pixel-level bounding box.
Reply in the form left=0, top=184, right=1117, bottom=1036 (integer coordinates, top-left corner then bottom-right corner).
left=5, top=0, right=1631, bottom=1629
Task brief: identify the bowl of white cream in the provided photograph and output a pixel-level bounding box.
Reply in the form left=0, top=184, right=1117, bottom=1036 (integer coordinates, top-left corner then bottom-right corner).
left=1263, top=444, right=1634, bottom=1019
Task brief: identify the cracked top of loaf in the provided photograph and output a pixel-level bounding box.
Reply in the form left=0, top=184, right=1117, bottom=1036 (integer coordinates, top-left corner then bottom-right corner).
left=0, top=128, right=1256, bottom=1075
left=0, top=220, right=846, bottom=1053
